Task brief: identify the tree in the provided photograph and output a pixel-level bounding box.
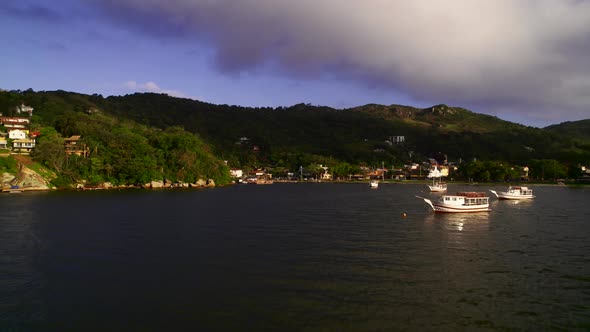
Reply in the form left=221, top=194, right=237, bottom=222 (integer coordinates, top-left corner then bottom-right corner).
left=529, top=159, right=567, bottom=181
left=332, top=162, right=354, bottom=180
left=31, top=128, right=67, bottom=172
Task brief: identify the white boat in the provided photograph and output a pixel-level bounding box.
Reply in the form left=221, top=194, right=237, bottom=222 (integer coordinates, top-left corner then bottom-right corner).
left=489, top=186, right=534, bottom=200
left=370, top=180, right=379, bottom=188
left=417, top=192, right=491, bottom=213
left=428, top=180, right=447, bottom=192
left=427, top=166, right=447, bottom=192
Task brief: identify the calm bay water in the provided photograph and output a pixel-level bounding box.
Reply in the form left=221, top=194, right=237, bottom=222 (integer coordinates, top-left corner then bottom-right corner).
left=1, top=183, right=589, bottom=331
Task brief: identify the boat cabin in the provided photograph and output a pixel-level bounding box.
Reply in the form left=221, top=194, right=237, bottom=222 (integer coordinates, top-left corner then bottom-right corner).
left=443, top=192, right=489, bottom=206
left=508, top=186, right=532, bottom=196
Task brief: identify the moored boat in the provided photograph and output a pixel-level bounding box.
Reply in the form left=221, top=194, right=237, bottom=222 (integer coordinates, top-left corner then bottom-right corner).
left=489, top=186, right=534, bottom=200
left=428, top=181, right=447, bottom=192
left=417, top=192, right=491, bottom=213
left=427, top=166, right=447, bottom=192
left=370, top=180, right=379, bottom=188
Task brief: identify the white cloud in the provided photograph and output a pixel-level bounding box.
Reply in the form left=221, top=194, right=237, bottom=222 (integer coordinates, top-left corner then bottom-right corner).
left=123, top=80, right=194, bottom=99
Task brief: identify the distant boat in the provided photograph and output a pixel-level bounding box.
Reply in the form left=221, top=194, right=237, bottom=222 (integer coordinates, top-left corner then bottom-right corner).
left=427, top=166, right=447, bottom=192
left=490, top=186, right=534, bottom=200
left=428, top=180, right=447, bottom=192
left=417, top=192, right=491, bottom=213
left=370, top=180, right=379, bottom=188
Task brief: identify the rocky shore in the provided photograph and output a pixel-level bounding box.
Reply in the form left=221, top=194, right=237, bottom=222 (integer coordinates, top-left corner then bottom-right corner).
left=75, top=179, right=217, bottom=190
left=2, top=166, right=53, bottom=191
left=2, top=155, right=218, bottom=192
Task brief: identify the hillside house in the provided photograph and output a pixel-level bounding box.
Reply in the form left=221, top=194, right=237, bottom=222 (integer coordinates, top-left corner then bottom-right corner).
left=388, top=136, right=405, bottom=144
left=0, top=117, right=29, bottom=129
left=64, top=135, right=89, bottom=157
left=0, top=137, right=7, bottom=149
left=230, top=169, right=243, bottom=178
left=254, top=169, right=266, bottom=177
left=236, top=137, right=250, bottom=145
left=15, top=104, right=34, bottom=116
left=12, top=138, right=35, bottom=154
left=8, top=129, right=28, bottom=140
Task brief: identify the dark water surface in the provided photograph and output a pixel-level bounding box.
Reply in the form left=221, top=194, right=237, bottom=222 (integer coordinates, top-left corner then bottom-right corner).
left=1, top=183, right=589, bottom=331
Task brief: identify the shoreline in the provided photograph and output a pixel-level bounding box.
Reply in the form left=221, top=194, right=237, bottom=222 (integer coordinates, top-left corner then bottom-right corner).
left=4, top=179, right=587, bottom=193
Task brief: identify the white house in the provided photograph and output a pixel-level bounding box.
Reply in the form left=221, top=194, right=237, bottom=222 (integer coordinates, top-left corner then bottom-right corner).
left=230, top=169, right=243, bottom=178
left=8, top=129, right=27, bottom=140
left=389, top=136, right=405, bottom=144
left=15, top=104, right=34, bottom=116
left=12, top=138, right=35, bottom=153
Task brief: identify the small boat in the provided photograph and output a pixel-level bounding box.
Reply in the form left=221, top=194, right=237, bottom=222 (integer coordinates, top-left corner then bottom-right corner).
left=427, top=166, right=447, bottom=192
left=489, top=186, right=534, bottom=200
left=370, top=180, right=379, bottom=188
left=428, top=180, right=447, bottom=192
left=417, top=192, right=491, bottom=213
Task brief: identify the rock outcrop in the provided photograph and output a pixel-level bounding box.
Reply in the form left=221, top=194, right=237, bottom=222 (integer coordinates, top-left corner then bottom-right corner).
left=11, top=164, right=53, bottom=190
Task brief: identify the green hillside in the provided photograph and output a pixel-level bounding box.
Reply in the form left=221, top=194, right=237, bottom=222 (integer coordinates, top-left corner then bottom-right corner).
left=1, top=89, right=589, bottom=183
left=98, top=93, right=590, bottom=168
left=545, top=120, right=590, bottom=141
left=0, top=89, right=231, bottom=187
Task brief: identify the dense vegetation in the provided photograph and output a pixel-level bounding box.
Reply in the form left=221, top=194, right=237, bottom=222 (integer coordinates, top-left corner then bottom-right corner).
left=1, top=89, right=589, bottom=185
left=99, top=94, right=590, bottom=168
left=0, top=155, right=18, bottom=174
left=1, top=89, right=231, bottom=187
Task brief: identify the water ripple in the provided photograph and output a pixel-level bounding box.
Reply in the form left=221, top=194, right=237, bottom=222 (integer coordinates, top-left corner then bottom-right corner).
left=0, top=184, right=589, bottom=331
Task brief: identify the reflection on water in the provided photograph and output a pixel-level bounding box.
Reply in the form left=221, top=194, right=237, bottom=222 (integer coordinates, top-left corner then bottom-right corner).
left=424, top=211, right=490, bottom=231
left=0, top=193, right=46, bottom=329
left=490, top=197, right=535, bottom=208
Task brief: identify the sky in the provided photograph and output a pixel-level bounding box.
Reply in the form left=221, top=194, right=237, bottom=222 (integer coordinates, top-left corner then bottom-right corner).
left=1, top=0, right=589, bottom=128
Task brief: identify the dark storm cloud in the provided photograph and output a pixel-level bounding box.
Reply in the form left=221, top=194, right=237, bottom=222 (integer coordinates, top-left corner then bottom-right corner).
left=87, top=0, right=590, bottom=124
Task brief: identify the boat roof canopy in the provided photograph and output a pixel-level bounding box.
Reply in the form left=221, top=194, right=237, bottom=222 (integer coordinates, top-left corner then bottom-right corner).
left=455, top=192, right=487, bottom=197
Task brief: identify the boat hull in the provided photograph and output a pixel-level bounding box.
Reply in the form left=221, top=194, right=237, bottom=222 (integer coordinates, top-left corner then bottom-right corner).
left=495, top=193, right=534, bottom=200
left=428, top=185, right=447, bottom=192
left=432, top=204, right=491, bottom=213
left=417, top=195, right=491, bottom=213
left=490, top=189, right=534, bottom=200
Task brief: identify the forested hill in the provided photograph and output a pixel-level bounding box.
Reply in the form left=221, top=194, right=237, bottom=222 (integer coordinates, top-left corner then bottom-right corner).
left=545, top=119, right=590, bottom=141
left=0, top=89, right=231, bottom=187
left=102, top=93, right=589, bottom=169
left=2, top=89, right=590, bottom=174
